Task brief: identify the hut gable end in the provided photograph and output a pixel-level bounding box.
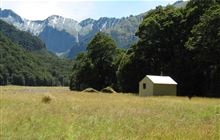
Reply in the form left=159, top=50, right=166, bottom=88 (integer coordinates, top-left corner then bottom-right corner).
left=139, top=75, right=177, bottom=96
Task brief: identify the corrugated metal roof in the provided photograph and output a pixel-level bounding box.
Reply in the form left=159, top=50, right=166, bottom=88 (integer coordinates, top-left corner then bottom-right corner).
left=146, top=75, right=177, bottom=85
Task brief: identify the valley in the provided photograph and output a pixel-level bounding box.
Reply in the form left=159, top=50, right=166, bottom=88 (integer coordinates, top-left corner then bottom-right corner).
left=1, top=1, right=220, bottom=139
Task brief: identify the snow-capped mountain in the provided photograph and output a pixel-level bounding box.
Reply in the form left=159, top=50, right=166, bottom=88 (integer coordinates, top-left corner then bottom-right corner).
left=0, top=9, right=80, bottom=36
left=0, top=8, right=138, bottom=55
left=0, top=1, right=187, bottom=58
left=45, top=15, right=81, bottom=37
left=0, top=9, right=82, bottom=53
left=0, top=9, right=43, bottom=35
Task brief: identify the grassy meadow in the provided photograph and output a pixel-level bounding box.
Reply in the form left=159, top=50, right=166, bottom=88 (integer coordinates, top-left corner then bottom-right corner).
left=0, top=86, right=220, bottom=140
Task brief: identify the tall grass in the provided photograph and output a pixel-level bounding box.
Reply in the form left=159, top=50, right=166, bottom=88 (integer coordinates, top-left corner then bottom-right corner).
left=0, top=86, right=219, bottom=140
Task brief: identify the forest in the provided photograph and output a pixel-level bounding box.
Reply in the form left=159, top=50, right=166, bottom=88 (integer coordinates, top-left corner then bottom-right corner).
left=70, top=0, right=220, bottom=97
left=0, top=20, right=71, bottom=86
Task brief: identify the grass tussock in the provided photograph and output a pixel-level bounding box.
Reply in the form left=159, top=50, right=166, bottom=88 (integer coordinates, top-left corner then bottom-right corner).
left=42, top=94, right=53, bottom=104
left=0, top=86, right=220, bottom=140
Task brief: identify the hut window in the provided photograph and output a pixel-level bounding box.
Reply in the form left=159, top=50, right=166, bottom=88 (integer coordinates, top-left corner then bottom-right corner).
left=143, top=83, right=146, bottom=89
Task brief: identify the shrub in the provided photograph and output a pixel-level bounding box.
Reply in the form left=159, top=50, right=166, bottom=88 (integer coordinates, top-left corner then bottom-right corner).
left=42, top=94, right=53, bottom=103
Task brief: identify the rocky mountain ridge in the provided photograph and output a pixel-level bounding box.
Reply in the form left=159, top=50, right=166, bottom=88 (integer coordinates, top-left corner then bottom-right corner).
left=0, top=1, right=187, bottom=58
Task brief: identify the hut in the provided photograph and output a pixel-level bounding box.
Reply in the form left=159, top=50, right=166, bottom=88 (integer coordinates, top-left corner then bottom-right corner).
left=139, top=75, right=177, bottom=96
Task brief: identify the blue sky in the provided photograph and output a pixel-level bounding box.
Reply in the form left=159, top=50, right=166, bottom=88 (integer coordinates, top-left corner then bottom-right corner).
left=1, top=0, right=177, bottom=21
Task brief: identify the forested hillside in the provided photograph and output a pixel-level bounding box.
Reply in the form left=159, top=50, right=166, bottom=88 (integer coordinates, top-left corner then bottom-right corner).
left=70, top=0, right=220, bottom=97
left=0, top=20, right=72, bottom=86
left=0, top=20, right=45, bottom=51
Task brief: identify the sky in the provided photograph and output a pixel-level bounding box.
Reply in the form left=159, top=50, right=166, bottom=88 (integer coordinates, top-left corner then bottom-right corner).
left=0, top=0, right=178, bottom=21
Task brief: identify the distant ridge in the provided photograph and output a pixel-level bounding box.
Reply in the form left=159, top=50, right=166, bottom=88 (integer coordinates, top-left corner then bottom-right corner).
left=0, top=0, right=187, bottom=58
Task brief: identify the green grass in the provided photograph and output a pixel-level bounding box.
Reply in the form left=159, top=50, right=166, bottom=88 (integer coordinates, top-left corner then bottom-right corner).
left=0, top=86, right=220, bottom=140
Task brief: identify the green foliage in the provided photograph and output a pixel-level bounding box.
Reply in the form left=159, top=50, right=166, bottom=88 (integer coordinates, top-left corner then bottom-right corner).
left=12, top=74, right=25, bottom=85
left=185, top=4, right=220, bottom=97
left=118, top=6, right=186, bottom=93
left=70, top=53, right=96, bottom=90
left=0, top=32, right=50, bottom=85
left=69, top=0, right=220, bottom=97
left=117, top=45, right=147, bottom=92
left=32, top=50, right=71, bottom=86
left=70, top=32, right=124, bottom=91
left=87, top=32, right=117, bottom=90
left=0, top=20, right=72, bottom=86
left=0, top=20, right=45, bottom=51
left=117, top=1, right=220, bottom=97
left=87, top=32, right=117, bottom=64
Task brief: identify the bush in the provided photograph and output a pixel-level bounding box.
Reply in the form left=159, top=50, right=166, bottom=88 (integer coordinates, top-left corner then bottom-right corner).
left=42, top=94, right=53, bottom=104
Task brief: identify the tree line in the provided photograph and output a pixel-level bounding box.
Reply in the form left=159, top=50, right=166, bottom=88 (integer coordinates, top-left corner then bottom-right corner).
left=70, top=0, right=220, bottom=97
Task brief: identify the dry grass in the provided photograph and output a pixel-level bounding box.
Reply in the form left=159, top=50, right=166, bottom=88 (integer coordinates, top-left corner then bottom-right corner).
left=82, top=88, right=100, bottom=93
left=0, top=86, right=220, bottom=140
left=101, top=86, right=116, bottom=93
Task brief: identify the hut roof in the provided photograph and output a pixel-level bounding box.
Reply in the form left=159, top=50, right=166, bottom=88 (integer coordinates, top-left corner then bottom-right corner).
left=146, top=75, right=177, bottom=85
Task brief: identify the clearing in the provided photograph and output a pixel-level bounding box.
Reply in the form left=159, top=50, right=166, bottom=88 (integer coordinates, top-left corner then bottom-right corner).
left=0, top=86, right=220, bottom=140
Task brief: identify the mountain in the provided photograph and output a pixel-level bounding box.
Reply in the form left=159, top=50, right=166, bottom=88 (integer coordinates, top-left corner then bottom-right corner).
left=67, top=15, right=143, bottom=58
left=0, top=9, right=142, bottom=58
left=0, top=19, right=45, bottom=51
left=0, top=20, right=71, bottom=86
left=0, top=9, right=80, bottom=54
left=0, top=1, right=187, bottom=58
left=173, top=0, right=188, bottom=8
left=0, top=31, right=50, bottom=85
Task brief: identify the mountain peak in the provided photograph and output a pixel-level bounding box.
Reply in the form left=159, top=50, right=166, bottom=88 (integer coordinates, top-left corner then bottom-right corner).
left=173, top=0, right=188, bottom=8
left=0, top=8, right=142, bottom=57
left=46, top=15, right=78, bottom=23
left=47, top=15, right=62, bottom=20
left=173, top=0, right=183, bottom=5
left=80, top=18, right=95, bottom=27
left=0, top=9, right=23, bottom=23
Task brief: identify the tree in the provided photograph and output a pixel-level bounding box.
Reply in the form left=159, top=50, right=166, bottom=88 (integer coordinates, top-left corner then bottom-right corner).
left=0, top=74, right=3, bottom=85
left=70, top=32, right=118, bottom=90
left=70, top=53, right=96, bottom=90
left=12, top=74, right=25, bottom=85
left=23, top=72, right=36, bottom=86
left=69, top=2, right=220, bottom=97
left=0, top=65, right=3, bottom=85
left=117, top=6, right=186, bottom=93
left=186, top=5, right=220, bottom=97
left=87, top=32, right=117, bottom=90
left=117, top=45, right=152, bottom=93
